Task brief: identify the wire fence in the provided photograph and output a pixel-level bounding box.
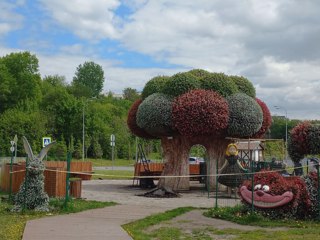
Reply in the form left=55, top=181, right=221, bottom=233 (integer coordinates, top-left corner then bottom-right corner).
left=1, top=156, right=319, bottom=220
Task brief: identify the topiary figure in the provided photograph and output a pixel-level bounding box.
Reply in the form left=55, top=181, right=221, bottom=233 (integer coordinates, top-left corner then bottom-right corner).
left=227, top=93, right=263, bottom=138
left=162, top=72, right=200, bottom=97
left=136, top=93, right=174, bottom=136
left=141, top=76, right=170, bottom=99
left=200, top=72, right=238, bottom=97
left=172, top=89, right=229, bottom=137
left=13, top=137, right=55, bottom=212
left=253, top=98, right=272, bottom=138
left=127, top=99, right=155, bottom=139
left=239, top=170, right=318, bottom=219
left=127, top=69, right=270, bottom=191
left=229, top=75, right=256, bottom=98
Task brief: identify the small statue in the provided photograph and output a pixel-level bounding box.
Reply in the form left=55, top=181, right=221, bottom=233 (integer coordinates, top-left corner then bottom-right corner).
left=218, top=143, right=249, bottom=188
left=12, top=136, right=55, bottom=212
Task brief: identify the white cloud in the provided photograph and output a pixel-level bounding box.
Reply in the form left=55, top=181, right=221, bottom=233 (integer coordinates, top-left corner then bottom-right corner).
left=39, top=0, right=121, bottom=40
left=1, top=0, right=320, bottom=120
left=0, top=2, right=23, bottom=36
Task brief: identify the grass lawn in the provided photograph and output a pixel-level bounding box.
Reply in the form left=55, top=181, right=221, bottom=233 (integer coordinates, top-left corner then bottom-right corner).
left=76, top=158, right=136, bottom=167
left=123, top=205, right=320, bottom=240
left=0, top=193, right=116, bottom=240
left=92, top=169, right=134, bottom=180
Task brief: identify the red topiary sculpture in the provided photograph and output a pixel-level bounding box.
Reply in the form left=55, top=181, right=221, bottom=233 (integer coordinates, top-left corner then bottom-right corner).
left=253, top=98, right=272, bottom=138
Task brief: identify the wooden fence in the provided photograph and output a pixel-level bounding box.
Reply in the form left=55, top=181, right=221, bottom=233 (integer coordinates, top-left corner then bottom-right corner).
left=0, top=161, right=92, bottom=197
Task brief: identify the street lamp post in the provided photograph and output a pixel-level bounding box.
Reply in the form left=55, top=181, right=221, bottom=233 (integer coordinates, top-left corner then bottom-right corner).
left=274, top=106, right=288, bottom=160
left=82, top=103, right=85, bottom=161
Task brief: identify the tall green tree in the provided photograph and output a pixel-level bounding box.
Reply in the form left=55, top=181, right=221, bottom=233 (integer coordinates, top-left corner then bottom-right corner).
left=123, top=87, right=140, bottom=101
left=72, top=61, right=105, bottom=98
left=0, top=52, right=42, bottom=111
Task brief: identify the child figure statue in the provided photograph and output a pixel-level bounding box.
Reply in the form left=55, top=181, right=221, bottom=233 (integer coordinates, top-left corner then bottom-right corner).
left=12, top=136, right=55, bottom=212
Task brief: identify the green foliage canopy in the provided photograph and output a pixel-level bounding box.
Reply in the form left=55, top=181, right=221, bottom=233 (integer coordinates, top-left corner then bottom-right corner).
left=72, top=61, right=105, bottom=98
left=200, top=73, right=238, bottom=97
left=229, top=75, right=256, bottom=98
left=141, top=76, right=170, bottom=99
left=162, top=72, right=200, bottom=97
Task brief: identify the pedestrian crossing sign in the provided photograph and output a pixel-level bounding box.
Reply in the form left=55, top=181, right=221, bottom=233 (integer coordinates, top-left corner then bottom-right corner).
left=42, top=137, right=52, bottom=147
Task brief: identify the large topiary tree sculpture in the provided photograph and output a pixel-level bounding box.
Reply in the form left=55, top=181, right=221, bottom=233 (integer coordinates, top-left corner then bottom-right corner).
left=128, top=69, right=271, bottom=191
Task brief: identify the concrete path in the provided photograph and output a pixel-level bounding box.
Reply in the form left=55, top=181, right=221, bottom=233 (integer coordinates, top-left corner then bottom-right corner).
left=23, top=204, right=171, bottom=240
left=22, top=180, right=240, bottom=240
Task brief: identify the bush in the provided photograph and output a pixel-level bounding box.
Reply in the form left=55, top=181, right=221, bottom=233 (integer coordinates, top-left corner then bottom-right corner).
left=307, top=124, right=320, bottom=155
left=200, top=73, right=238, bottom=97
left=172, top=89, right=229, bottom=136
left=288, top=121, right=311, bottom=162
left=162, top=72, right=200, bottom=97
left=141, top=76, right=170, bottom=99
left=136, top=93, right=174, bottom=136
left=227, top=93, right=263, bottom=137
left=229, top=75, right=256, bottom=98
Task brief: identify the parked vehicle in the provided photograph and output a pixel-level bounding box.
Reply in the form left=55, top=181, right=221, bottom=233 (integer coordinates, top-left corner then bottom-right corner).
left=189, top=157, right=204, bottom=164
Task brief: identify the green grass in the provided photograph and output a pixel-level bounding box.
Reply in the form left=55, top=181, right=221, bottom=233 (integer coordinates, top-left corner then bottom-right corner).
left=123, top=207, right=195, bottom=240
left=123, top=205, right=320, bottom=240
left=0, top=195, right=116, bottom=240
left=92, top=169, right=134, bottom=180
left=75, top=158, right=136, bottom=167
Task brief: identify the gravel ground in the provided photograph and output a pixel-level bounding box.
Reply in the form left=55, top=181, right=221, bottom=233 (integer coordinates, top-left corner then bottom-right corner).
left=82, top=180, right=241, bottom=209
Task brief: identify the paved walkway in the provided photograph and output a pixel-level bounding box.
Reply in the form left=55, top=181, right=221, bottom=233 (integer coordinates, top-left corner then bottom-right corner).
left=23, top=180, right=240, bottom=240
left=23, top=204, right=170, bottom=240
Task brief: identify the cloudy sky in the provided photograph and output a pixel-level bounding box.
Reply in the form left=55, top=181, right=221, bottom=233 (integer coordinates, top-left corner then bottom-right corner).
left=1, top=0, right=320, bottom=120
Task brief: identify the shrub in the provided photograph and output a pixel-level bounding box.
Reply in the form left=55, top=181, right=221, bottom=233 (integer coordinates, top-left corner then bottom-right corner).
left=141, top=76, right=170, bottom=99
left=227, top=93, right=263, bottom=137
left=288, top=121, right=311, bottom=162
left=307, top=124, right=320, bottom=155
left=229, top=75, right=256, bottom=98
left=200, top=72, right=238, bottom=97
left=162, top=72, right=200, bottom=97
left=136, top=93, right=174, bottom=136
left=172, top=89, right=229, bottom=137
left=127, top=99, right=155, bottom=139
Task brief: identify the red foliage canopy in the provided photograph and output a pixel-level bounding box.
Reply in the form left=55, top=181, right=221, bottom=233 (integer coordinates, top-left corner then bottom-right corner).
left=253, top=98, right=272, bottom=138
left=290, top=121, right=311, bottom=155
left=127, top=99, right=155, bottom=139
left=172, top=89, right=229, bottom=137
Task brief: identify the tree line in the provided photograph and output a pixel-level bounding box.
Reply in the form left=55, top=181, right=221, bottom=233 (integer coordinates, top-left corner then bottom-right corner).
left=0, top=51, right=157, bottom=160
left=0, top=51, right=316, bottom=160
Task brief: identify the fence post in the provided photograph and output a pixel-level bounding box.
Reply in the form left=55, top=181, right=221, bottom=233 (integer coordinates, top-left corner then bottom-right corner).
left=251, top=160, right=255, bottom=213
left=64, top=152, right=72, bottom=209
left=9, top=151, right=14, bottom=202
left=215, top=158, right=218, bottom=209
left=23, top=157, right=28, bottom=212
left=317, top=161, right=320, bottom=221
